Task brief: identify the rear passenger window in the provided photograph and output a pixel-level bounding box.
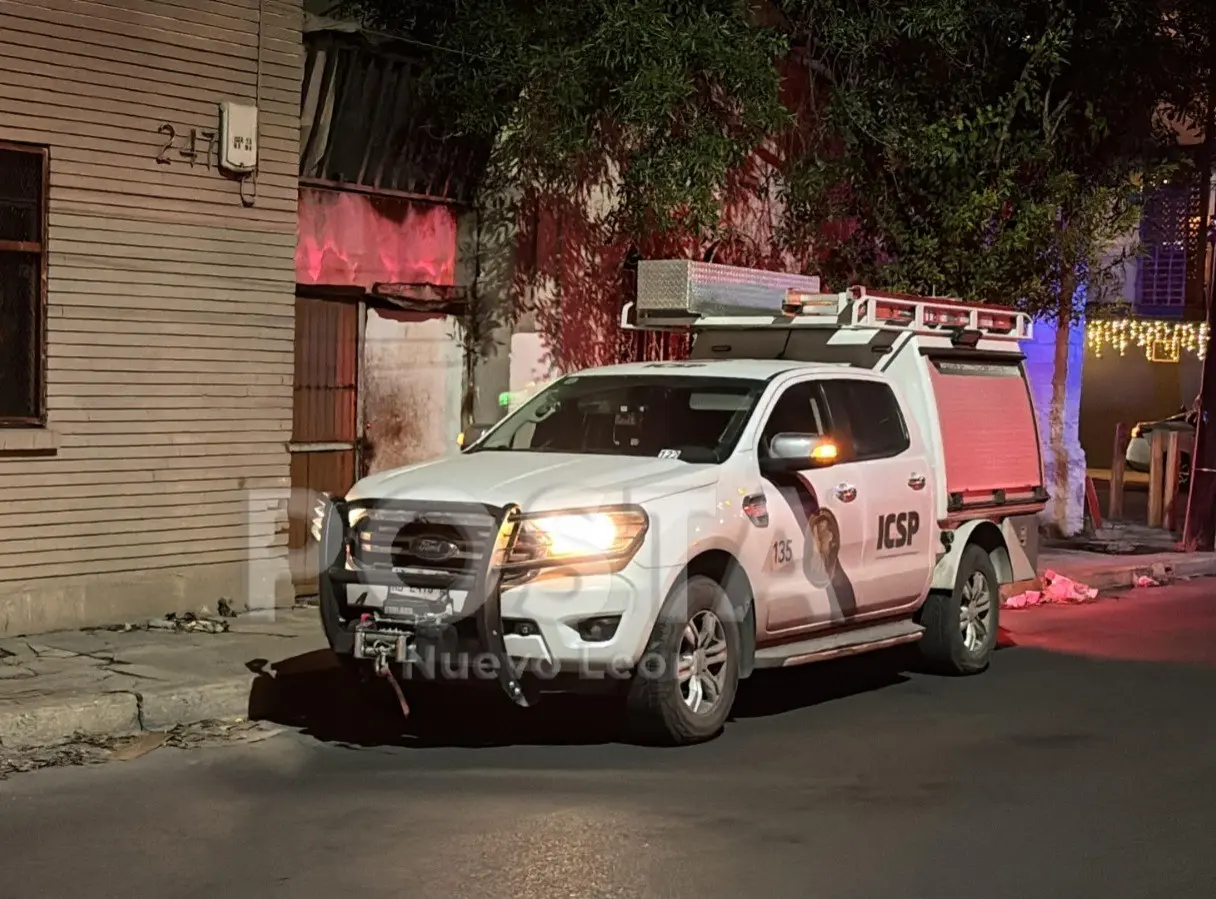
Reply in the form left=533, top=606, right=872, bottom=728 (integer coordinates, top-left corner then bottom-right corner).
left=821, top=380, right=910, bottom=461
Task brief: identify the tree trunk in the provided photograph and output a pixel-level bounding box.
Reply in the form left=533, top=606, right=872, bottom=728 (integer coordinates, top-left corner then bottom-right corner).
left=1049, top=272, right=1078, bottom=536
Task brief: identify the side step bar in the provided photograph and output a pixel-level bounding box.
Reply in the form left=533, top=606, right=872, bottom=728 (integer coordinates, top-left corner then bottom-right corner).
left=754, top=619, right=924, bottom=668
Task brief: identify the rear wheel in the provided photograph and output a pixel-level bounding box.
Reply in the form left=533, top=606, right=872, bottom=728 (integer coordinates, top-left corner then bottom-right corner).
left=917, top=544, right=999, bottom=675
left=626, top=575, right=741, bottom=745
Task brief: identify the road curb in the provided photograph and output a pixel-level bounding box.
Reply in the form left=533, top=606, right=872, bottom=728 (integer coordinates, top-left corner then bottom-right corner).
left=1, top=676, right=256, bottom=751
left=1051, top=556, right=1216, bottom=592
left=139, top=677, right=253, bottom=732
left=0, top=691, right=141, bottom=751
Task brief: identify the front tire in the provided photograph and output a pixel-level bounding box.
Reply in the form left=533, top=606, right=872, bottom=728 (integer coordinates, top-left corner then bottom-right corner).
left=917, top=543, right=999, bottom=675
left=626, top=575, right=741, bottom=745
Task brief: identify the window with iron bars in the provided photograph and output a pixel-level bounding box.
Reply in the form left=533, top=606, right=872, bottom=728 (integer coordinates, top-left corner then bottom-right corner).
left=1135, top=182, right=1199, bottom=316
left=0, top=142, right=47, bottom=426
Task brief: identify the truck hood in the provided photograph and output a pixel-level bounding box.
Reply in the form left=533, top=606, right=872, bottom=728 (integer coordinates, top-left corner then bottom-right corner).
left=346, top=451, right=719, bottom=511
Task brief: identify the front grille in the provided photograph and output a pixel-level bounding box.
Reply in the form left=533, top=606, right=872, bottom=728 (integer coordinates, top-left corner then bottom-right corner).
left=352, top=507, right=496, bottom=581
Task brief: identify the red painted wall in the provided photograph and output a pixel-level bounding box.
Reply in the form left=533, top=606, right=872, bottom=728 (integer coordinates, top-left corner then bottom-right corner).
left=516, top=55, right=831, bottom=371
left=296, top=188, right=459, bottom=289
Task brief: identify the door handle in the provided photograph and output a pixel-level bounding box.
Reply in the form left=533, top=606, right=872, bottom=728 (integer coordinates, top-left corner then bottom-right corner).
left=833, top=483, right=858, bottom=503
left=908, top=474, right=926, bottom=491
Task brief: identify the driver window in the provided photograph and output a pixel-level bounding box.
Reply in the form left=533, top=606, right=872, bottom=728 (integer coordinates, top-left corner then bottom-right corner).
left=759, top=381, right=828, bottom=458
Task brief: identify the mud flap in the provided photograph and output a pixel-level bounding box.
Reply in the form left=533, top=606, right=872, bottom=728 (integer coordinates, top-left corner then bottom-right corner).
left=473, top=503, right=532, bottom=708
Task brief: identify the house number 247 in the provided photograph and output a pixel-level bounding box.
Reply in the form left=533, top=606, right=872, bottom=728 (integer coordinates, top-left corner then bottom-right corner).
left=156, top=124, right=217, bottom=167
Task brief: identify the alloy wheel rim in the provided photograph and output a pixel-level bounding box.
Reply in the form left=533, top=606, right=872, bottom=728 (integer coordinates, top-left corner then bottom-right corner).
left=959, top=571, right=993, bottom=653
left=678, top=610, right=729, bottom=715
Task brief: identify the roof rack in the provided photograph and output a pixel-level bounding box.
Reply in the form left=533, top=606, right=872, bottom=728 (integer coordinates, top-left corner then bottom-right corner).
left=623, top=260, right=1032, bottom=341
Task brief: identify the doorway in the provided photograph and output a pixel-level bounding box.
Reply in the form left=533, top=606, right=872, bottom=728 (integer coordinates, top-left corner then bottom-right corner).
left=288, top=295, right=361, bottom=597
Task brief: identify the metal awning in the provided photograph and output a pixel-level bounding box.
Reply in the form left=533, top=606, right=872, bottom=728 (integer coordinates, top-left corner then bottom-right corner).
left=300, top=13, right=491, bottom=204
left=369, top=282, right=469, bottom=316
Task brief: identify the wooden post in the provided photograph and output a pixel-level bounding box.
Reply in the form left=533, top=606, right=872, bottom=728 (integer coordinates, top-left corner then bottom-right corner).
left=1170, top=432, right=1197, bottom=532
left=1109, top=422, right=1128, bottom=521
left=1164, top=431, right=1182, bottom=531
left=1085, top=477, right=1103, bottom=531
left=1148, top=429, right=1167, bottom=528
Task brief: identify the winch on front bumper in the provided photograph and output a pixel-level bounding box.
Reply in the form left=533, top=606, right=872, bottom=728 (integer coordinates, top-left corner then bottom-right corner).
left=317, top=497, right=533, bottom=710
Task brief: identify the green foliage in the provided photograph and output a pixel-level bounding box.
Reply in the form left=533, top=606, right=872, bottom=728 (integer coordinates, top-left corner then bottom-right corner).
left=341, top=0, right=791, bottom=235
left=340, top=0, right=1209, bottom=316
left=780, top=0, right=1205, bottom=316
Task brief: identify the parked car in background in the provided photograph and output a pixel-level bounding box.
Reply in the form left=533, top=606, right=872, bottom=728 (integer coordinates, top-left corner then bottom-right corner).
left=1126, top=407, right=1196, bottom=488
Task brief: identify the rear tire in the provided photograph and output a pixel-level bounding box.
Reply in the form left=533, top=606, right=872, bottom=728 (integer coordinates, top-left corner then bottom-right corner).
left=917, top=544, right=999, bottom=675
left=626, top=575, right=741, bottom=745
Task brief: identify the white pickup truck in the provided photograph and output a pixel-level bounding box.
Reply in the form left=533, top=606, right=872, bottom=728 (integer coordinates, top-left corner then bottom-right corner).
left=314, top=261, right=1045, bottom=745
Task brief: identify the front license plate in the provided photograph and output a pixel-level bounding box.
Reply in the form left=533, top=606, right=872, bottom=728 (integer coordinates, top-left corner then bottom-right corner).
left=384, top=587, right=453, bottom=621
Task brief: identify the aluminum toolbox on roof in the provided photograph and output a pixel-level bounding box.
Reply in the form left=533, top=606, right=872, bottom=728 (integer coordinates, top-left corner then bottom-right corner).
left=635, top=260, right=822, bottom=322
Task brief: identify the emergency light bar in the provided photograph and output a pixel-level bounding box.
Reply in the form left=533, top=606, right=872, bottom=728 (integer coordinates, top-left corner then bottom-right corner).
left=627, top=260, right=1032, bottom=341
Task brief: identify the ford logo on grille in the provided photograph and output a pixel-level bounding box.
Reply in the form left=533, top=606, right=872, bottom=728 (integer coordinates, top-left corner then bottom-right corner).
left=407, top=535, right=460, bottom=563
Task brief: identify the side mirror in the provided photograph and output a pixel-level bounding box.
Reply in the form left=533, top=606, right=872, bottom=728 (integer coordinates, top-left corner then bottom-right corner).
left=457, top=423, right=492, bottom=450
left=763, top=433, right=839, bottom=473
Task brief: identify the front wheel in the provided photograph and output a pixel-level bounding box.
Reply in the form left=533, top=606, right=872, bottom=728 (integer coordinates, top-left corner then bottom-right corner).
left=916, top=543, right=999, bottom=675
left=626, top=575, right=741, bottom=745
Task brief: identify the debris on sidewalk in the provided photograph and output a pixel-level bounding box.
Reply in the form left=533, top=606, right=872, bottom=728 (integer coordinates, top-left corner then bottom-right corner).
left=0, top=733, right=120, bottom=779
left=1043, top=522, right=1181, bottom=556
left=149, top=612, right=230, bottom=634
left=1135, top=574, right=1162, bottom=588
left=89, top=611, right=232, bottom=635
left=1003, top=569, right=1099, bottom=609
left=0, top=719, right=284, bottom=780
left=110, top=732, right=169, bottom=762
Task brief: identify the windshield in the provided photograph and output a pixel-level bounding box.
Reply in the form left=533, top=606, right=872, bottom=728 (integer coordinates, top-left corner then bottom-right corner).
left=469, top=374, right=766, bottom=463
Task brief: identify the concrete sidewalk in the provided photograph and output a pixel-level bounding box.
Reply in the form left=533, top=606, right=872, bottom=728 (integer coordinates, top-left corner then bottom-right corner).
left=0, top=608, right=329, bottom=750
left=1037, top=547, right=1216, bottom=591
left=4, top=543, right=1216, bottom=750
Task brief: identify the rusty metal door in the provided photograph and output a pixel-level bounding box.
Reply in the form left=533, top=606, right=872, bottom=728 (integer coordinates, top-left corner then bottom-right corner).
left=288, top=296, right=361, bottom=596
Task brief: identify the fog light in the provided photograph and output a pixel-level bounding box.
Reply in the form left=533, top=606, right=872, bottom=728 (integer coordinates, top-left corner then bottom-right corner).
left=504, top=618, right=539, bottom=637
left=577, top=615, right=621, bottom=642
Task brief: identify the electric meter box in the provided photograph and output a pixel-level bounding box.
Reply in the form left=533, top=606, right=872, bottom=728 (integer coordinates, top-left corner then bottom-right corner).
left=219, top=101, right=258, bottom=173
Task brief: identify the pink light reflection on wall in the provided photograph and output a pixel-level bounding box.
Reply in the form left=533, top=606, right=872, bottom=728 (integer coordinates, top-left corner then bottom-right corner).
left=296, top=188, right=458, bottom=289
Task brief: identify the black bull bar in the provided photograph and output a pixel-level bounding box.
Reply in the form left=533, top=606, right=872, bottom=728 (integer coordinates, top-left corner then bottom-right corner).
left=318, top=497, right=531, bottom=709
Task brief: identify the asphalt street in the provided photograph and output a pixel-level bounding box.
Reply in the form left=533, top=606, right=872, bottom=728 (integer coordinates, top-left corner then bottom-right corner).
left=2, top=582, right=1216, bottom=899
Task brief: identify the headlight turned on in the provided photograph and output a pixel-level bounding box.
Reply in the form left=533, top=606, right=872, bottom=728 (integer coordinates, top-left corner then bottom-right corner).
left=308, top=493, right=329, bottom=543
left=308, top=497, right=367, bottom=543
left=519, top=507, right=648, bottom=567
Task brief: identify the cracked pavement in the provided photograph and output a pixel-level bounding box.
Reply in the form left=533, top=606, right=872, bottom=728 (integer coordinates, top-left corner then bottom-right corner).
left=0, top=608, right=328, bottom=748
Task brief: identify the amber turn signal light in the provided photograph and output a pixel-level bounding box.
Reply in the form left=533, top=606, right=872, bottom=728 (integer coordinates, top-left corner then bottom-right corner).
left=810, top=442, right=838, bottom=462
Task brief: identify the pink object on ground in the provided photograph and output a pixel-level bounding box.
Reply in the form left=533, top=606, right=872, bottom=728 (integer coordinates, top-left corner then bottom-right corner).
left=1135, top=575, right=1161, bottom=588
left=1001, top=569, right=1099, bottom=609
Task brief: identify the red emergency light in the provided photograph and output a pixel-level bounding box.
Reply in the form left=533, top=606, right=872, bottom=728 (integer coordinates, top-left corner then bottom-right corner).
left=873, top=301, right=916, bottom=324
left=976, top=311, right=1016, bottom=333
left=923, top=305, right=971, bottom=328
left=783, top=289, right=838, bottom=316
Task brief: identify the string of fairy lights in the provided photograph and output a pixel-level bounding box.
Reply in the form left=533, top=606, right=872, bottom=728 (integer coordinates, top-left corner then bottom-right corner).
left=1085, top=318, right=1210, bottom=362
